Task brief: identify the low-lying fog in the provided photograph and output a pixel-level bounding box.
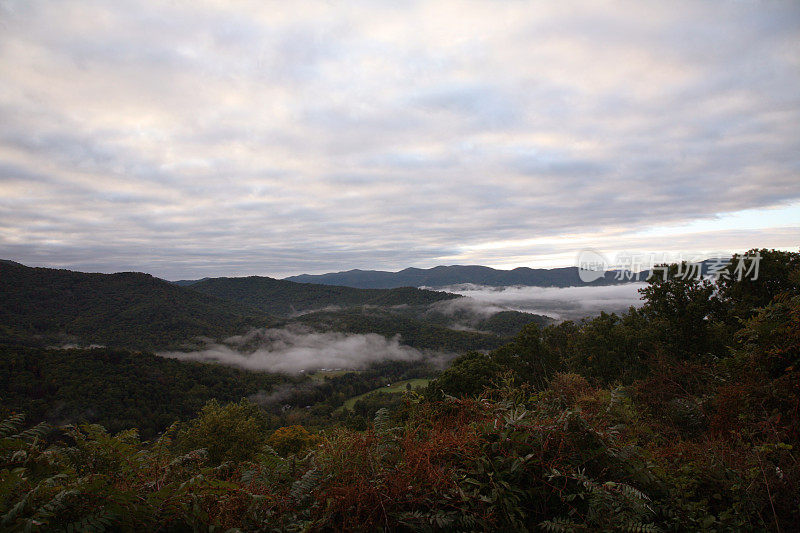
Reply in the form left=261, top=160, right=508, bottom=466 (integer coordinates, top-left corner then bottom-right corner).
left=160, top=325, right=447, bottom=374
left=434, top=282, right=647, bottom=321
left=159, top=284, right=646, bottom=373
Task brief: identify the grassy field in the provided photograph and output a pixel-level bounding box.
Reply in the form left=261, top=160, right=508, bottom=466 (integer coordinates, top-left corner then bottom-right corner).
left=342, top=378, right=431, bottom=410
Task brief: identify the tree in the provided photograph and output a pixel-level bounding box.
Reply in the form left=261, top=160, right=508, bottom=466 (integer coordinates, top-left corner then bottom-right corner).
left=176, top=399, right=267, bottom=463
left=266, top=425, right=321, bottom=456
left=428, top=351, right=503, bottom=398
left=639, top=263, right=719, bottom=358
left=714, top=248, right=800, bottom=325
left=492, top=323, right=561, bottom=389
left=566, top=309, right=652, bottom=384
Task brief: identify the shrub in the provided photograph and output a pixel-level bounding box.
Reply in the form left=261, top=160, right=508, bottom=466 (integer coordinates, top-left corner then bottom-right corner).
left=266, top=425, right=321, bottom=456
left=547, top=372, right=592, bottom=405
left=175, top=399, right=267, bottom=463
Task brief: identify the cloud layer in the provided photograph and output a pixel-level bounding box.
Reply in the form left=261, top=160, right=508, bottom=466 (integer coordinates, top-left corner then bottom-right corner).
left=160, top=326, right=426, bottom=373
left=438, top=283, right=648, bottom=321
left=1, top=1, right=798, bottom=277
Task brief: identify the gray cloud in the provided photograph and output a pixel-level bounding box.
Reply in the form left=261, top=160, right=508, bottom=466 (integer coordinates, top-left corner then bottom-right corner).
left=437, top=283, right=648, bottom=321
left=428, top=297, right=508, bottom=320
left=0, top=1, right=798, bottom=278
left=159, top=326, right=428, bottom=373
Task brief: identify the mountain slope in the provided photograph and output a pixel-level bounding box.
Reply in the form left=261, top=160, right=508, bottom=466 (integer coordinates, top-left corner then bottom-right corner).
left=286, top=265, right=632, bottom=289
left=0, top=261, right=268, bottom=350
left=0, top=344, right=284, bottom=438
left=287, top=306, right=504, bottom=352
left=187, top=275, right=549, bottom=350
left=188, top=276, right=458, bottom=317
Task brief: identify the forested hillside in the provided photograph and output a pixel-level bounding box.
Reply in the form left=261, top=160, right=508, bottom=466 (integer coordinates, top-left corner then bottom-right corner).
left=0, top=345, right=285, bottom=439
left=2, top=249, right=798, bottom=531
left=411, top=306, right=553, bottom=338
left=0, top=260, right=548, bottom=356
left=287, top=306, right=505, bottom=352
left=188, top=275, right=458, bottom=316
left=0, top=261, right=269, bottom=350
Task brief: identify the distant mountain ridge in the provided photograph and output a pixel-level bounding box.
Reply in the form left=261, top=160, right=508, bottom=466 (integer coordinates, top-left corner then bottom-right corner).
left=285, top=265, right=636, bottom=289
left=284, top=259, right=736, bottom=289
left=188, top=276, right=458, bottom=317
left=0, top=261, right=499, bottom=352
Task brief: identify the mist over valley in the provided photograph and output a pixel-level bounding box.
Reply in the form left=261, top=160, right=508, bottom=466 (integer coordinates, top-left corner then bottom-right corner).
left=434, top=282, right=647, bottom=320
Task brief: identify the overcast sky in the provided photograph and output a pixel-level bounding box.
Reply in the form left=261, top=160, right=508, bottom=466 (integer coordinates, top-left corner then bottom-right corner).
left=1, top=0, right=798, bottom=279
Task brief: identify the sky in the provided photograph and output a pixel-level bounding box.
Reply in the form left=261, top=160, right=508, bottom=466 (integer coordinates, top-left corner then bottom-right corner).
left=0, top=0, right=798, bottom=280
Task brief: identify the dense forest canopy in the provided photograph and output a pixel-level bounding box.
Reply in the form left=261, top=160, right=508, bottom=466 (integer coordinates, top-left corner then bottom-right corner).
left=0, top=261, right=550, bottom=354
left=187, top=275, right=459, bottom=317
left=0, top=261, right=268, bottom=350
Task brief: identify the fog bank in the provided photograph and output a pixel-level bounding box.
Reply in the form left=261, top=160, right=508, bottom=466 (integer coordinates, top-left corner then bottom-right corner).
left=436, top=283, right=647, bottom=320
left=159, top=326, right=426, bottom=373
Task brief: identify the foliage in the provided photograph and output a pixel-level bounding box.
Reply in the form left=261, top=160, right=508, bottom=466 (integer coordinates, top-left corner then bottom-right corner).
left=266, top=425, right=321, bottom=457
left=176, top=399, right=270, bottom=464
left=0, top=345, right=284, bottom=439
left=546, top=372, right=592, bottom=405
left=474, top=310, right=554, bottom=338
left=638, top=263, right=720, bottom=358
left=714, top=248, right=800, bottom=325
left=427, top=351, right=503, bottom=398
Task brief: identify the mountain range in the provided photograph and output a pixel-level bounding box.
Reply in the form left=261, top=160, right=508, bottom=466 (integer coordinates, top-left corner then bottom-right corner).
left=188, top=276, right=457, bottom=317
left=282, top=259, right=736, bottom=289
left=0, top=260, right=542, bottom=352
left=284, top=265, right=635, bottom=289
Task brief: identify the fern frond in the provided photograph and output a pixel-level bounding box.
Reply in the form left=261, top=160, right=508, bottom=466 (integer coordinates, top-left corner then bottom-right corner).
left=290, top=468, right=321, bottom=503
left=0, top=413, right=25, bottom=438
left=373, top=408, right=392, bottom=435
left=32, top=489, right=78, bottom=524
left=1, top=496, right=29, bottom=527
left=14, top=421, right=52, bottom=442
left=540, top=516, right=580, bottom=532
left=60, top=509, right=117, bottom=533
left=621, top=521, right=661, bottom=532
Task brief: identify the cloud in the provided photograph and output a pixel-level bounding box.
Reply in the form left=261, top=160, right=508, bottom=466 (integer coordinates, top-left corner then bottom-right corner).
left=429, top=297, right=509, bottom=319
left=437, top=283, right=648, bottom=321
left=0, top=1, right=798, bottom=277
left=159, top=326, right=428, bottom=373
